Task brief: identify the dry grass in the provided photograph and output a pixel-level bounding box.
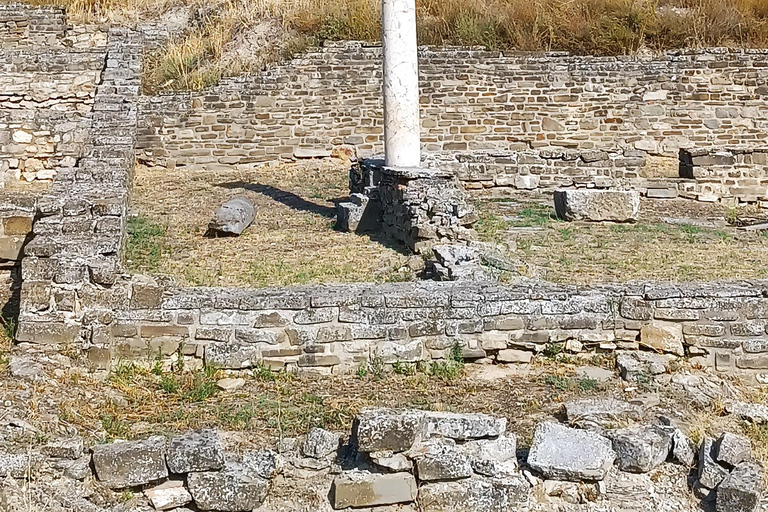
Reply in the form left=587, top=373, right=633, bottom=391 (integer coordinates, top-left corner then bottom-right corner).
left=128, top=159, right=416, bottom=287
left=475, top=196, right=768, bottom=284
left=26, top=0, right=768, bottom=90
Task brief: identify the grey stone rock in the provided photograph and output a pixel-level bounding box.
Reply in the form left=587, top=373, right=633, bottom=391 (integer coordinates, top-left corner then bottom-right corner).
left=62, top=455, right=92, bottom=480
left=554, top=189, right=640, bottom=222
left=167, top=429, right=225, bottom=474
left=660, top=426, right=695, bottom=467
left=42, top=437, right=84, bottom=459
left=370, top=450, right=413, bottom=472
left=241, top=450, right=279, bottom=479
left=424, top=411, right=506, bottom=441
left=412, top=439, right=473, bottom=482
left=0, top=451, right=31, bottom=478
left=527, top=422, right=615, bottom=481
left=91, top=436, right=168, bottom=489
left=602, top=468, right=655, bottom=507
left=607, top=426, right=671, bottom=473
left=208, top=196, right=255, bottom=236
left=9, top=356, right=46, bottom=380
left=145, top=480, right=192, bottom=511
left=616, top=351, right=673, bottom=382
left=564, top=398, right=643, bottom=429
left=464, top=434, right=518, bottom=477
left=716, top=461, right=765, bottom=512
left=697, top=438, right=730, bottom=489
left=418, top=475, right=530, bottom=512
left=187, top=462, right=270, bottom=511
left=725, top=401, right=768, bottom=424
left=331, top=470, right=417, bottom=508
left=301, top=427, right=340, bottom=459
left=714, top=432, right=752, bottom=468
left=354, top=408, right=425, bottom=453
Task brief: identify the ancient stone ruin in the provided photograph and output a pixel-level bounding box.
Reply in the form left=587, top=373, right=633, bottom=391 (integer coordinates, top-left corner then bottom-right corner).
left=2, top=1, right=768, bottom=510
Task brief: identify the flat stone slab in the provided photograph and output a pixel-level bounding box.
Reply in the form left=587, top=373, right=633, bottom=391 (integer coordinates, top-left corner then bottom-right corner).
left=424, top=411, right=507, bottom=441
left=554, top=189, right=640, bottom=222
left=91, top=436, right=168, bottom=489
left=331, top=470, right=417, bottom=508
left=418, top=476, right=530, bottom=512
left=564, top=398, right=643, bottom=429
left=527, top=422, right=615, bottom=481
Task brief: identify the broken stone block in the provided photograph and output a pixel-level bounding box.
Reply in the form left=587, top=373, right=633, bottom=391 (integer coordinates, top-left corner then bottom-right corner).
left=423, top=411, right=506, bottom=441
left=553, top=189, right=640, bottom=222
left=725, top=401, right=768, bottom=424
left=616, top=351, right=673, bottom=382
left=354, top=408, right=425, bottom=453
left=607, top=426, right=671, bottom=473
left=241, top=450, right=279, bottom=479
left=640, top=323, right=685, bottom=356
left=418, top=475, right=530, bottom=512
left=216, top=377, right=245, bottom=391
left=564, top=398, right=643, bottom=429
left=187, top=462, right=270, bottom=511
left=62, top=455, right=92, bottom=480
left=527, top=422, right=615, bottom=481
left=0, top=451, right=32, bottom=478
left=464, top=434, right=518, bottom=477
left=207, top=196, right=255, bottom=236
left=91, top=436, right=168, bottom=488
left=331, top=470, right=417, bottom=508
left=42, top=437, right=84, bottom=459
left=370, top=450, right=413, bottom=472
left=301, top=427, right=340, bottom=459
left=714, top=432, right=752, bottom=468
left=411, top=439, right=473, bottom=481
left=660, top=426, right=695, bottom=467
left=336, top=193, right=379, bottom=233
left=697, top=438, right=730, bottom=489
left=145, top=480, right=192, bottom=511
left=716, top=461, right=765, bottom=512
left=167, top=429, right=225, bottom=474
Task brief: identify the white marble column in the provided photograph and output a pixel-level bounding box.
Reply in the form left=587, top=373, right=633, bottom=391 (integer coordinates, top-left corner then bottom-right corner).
left=382, top=0, right=420, bottom=168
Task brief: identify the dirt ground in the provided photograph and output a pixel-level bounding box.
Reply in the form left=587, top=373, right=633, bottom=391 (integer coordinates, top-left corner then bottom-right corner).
left=128, top=160, right=416, bottom=287
left=474, top=194, right=768, bottom=284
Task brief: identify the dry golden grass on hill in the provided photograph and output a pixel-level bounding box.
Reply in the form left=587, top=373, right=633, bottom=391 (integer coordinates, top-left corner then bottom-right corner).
left=26, top=0, right=768, bottom=90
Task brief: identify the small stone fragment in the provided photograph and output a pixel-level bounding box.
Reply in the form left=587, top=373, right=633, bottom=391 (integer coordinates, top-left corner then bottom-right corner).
left=208, top=196, right=256, bottom=236
left=216, top=378, right=245, bottom=391
left=564, top=398, right=643, bottom=429
left=331, top=470, right=418, bottom=508
left=187, top=462, right=270, bottom=511
left=42, top=437, right=84, bottom=459
left=608, top=426, right=671, bottom=473
left=242, top=450, right=279, bottom=479
left=697, top=438, right=730, bottom=489
left=411, top=439, right=473, bottom=482
left=527, top=422, right=615, bottom=481
left=464, top=434, right=518, bottom=477
left=716, top=461, right=765, bottom=512
left=370, top=450, right=413, bottom=472
left=714, top=432, right=752, bottom=468
left=301, top=427, right=340, bottom=459
left=91, top=436, right=168, bottom=489
left=167, top=429, right=226, bottom=474
left=616, top=351, right=673, bottom=382
left=145, top=480, right=192, bottom=511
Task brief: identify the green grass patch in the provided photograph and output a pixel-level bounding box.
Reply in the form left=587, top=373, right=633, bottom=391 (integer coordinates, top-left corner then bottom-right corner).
left=125, top=216, right=166, bottom=272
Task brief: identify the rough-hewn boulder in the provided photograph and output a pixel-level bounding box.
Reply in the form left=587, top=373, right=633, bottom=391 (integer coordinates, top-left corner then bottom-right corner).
left=208, top=196, right=255, bottom=236
left=554, top=189, right=640, bottom=222
left=564, top=398, right=643, bottom=429
left=354, top=408, right=425, bottom=453
left=418, top=476, right=530, bottom=512
left=527, top=422, right=615, bottom=481
left=411, top=439, right=473, bottom=481
left=608, top=426, right=671, bottom=473
left=698, top=438, right=730, bottom=489
left=301, top=427, right=341, bottom=460
left=166, top=429, right=225, bottom=474
left=91, top=436, right=168, bottom=489
left=716, top=461, right=765, bottom=512
left=714, top=432, right=752, bottom=468
left=187, top=462, right=270, bottom=512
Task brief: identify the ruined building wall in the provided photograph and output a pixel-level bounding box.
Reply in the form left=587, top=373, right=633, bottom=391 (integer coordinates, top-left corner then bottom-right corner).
left=138, top=43, right=768, bottom=169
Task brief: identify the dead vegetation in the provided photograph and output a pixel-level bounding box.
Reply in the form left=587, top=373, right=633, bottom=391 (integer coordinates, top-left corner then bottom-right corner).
left=24, top=0, right=768, bottom=91
left=128, top=160, right=416, bottom=287
left=474, top=196, right=768, bottom=284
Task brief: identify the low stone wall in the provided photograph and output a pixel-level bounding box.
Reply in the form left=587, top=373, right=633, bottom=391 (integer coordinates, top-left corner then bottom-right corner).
left=60, top=279, right=764, bottom=383
left=679, top=147, right=768, bottom=205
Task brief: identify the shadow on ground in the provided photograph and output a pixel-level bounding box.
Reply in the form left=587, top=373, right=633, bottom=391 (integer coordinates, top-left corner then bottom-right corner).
left=217, top=181, right=342, bottom=219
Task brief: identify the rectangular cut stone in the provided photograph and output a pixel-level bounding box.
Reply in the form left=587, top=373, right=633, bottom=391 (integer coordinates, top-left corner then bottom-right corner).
left=554, top=189, right=640, bottom=222
left=332, top=471, right=417, bottom=508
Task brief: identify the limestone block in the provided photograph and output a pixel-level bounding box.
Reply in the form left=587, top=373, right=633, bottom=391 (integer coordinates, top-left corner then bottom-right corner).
left=697, top=438, right=730, bottom=489
left=527, top=422, right=615, bottom=481
left=411, top=439, right=473, bottom=481
left=640, top=323, right=685, bottom=356
left=423, top=411, right=507, bottom=441
left=354, top=408, right=425, bottom=453
left=145, top=480, right=192, bottom=511
left=207, top=196, right=255, bottom=236
left=554, top=189, right=640, bottom=222
left=301, top=427, right=340, bottom=459
left=167, top=429, right=226, bottom=474
left=91, top=436, right=168, bottom=489
left=187, top=462, right=270, bottom=511
left=607, top=426, right=671, bottom=473
left=563, top=398, right=643, bottom=429
left=716, top=461, right=765, bottom=512
left=331, top=471, right=417, bottom=508
left=418, top=476, right=530, bottom=512
left=714, top=432, right=752, bottom=468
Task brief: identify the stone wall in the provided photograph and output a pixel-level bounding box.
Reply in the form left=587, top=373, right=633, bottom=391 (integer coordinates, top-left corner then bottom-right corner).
left=76, top=279, right=768, bottom=383
left=137, top=43, right=768, bottom=169
left=0, top=3, right=67, bottom=48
